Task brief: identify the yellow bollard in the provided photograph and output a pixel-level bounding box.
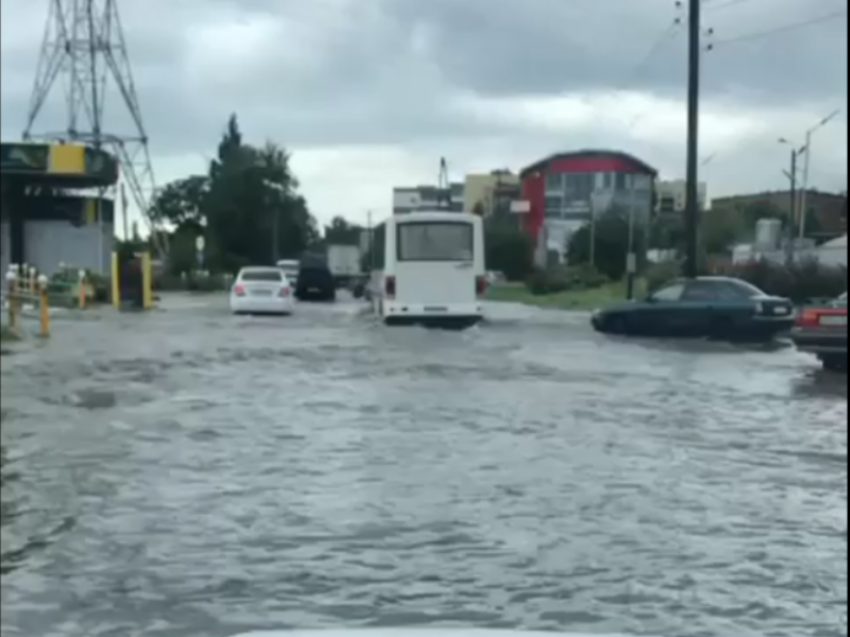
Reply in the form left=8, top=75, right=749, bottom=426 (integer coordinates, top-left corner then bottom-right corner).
left=141, top=252, right=153, bottom=310
left=38, top=274, right=50, bottom=338
left=6, top=269, right=18, bottom=331
left=110, top=253, right=120, bottom=309
left=77, top=269, right=87, bottom=310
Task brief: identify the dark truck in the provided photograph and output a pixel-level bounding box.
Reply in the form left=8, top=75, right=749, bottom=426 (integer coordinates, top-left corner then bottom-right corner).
left=295, top=252, right=335, bottom=302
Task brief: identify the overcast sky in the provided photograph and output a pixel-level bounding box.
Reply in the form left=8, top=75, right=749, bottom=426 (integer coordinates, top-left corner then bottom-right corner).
left=1, top=0, right=847, bottom=229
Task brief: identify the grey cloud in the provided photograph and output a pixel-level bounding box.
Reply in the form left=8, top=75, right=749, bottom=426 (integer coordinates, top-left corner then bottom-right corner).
left=1, top=0, right=846, bottom=198
left=377, top=0, right=847, bottom=104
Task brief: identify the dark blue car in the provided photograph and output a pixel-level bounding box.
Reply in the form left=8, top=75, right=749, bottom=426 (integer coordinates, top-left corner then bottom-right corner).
left=591, top=276, right=796, bottom=341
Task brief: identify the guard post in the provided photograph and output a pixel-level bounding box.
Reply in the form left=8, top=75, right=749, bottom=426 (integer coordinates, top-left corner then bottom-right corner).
left=6, top=267, right=18, bottom=332
left=111, top=249, right=153, bottom=310
left=77, top=269, right=87, bottom=309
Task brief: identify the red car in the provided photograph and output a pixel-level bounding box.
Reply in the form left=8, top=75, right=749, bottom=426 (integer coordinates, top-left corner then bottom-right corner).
left=790, top=292, right=848, bottom=371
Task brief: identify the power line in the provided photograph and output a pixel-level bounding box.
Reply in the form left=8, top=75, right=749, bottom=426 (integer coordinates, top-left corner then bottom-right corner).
left=580, top=5, right=685, bottom=113
left=704, top=0, right=756, bottom=12
left=711, top=9, right=847, bottom=46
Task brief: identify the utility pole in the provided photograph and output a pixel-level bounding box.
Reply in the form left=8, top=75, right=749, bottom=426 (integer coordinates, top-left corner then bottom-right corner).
left=626, top=179, right=637, bottom=300
left=789, top=149, right=797, bottom=229
left=437, top=158, right=451, bottom=210
left=367, top=210, right=374, bottom=271
left=684, top=0, right=701, bottom=278
left=272, top=209, right=280, bottom=263
left=120, top=183, right=129, bottom=241
left=781, top=148, right=799, bottom=260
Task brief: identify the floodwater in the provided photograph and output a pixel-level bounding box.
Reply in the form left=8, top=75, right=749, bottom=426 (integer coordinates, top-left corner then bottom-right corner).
left=1, top=294, right=846, bottom=637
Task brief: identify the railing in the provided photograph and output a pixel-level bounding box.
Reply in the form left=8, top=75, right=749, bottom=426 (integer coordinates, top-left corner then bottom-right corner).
left=4, top=265, right=51, bottom=338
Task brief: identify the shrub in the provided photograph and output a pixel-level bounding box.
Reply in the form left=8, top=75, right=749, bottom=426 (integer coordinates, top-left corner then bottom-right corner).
left=646, top=261, right=682, bottom=292
left=153, top=272, right=231, bottom=292
left=730, top=259, right=846, bottom=303
left=526, top=268, right=568, bottom=296
left=646, top=258, right=847, bottom=303
left=524, top=264, right=609, bottom=296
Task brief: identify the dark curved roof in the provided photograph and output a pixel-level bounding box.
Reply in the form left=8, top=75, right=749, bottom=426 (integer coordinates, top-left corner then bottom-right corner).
left=520, top=149, right=658, bottom=178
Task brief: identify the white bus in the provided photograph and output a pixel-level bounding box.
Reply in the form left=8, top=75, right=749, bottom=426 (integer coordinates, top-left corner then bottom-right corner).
left=373, top=211, right=487, bottom=328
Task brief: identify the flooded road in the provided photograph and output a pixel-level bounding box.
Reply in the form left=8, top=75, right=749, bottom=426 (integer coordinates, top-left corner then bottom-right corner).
left=1, top=294, right=846, bottom=637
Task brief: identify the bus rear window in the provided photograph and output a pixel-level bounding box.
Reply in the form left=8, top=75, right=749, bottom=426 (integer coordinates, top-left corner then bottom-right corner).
left=397, top=222, right=474, bottom=262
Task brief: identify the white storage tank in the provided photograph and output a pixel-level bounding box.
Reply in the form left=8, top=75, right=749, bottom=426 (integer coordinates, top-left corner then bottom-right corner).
left=754, top=218, right=782, bottom=249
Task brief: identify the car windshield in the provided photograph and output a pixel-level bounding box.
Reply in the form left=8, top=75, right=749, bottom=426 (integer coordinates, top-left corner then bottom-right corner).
left=240, top=269, right=283, bottom=282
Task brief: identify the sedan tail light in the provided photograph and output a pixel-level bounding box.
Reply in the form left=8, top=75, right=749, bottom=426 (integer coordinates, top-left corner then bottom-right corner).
left=476, top=275, right=488, bottom=296
left=796, top=308, right=820, bottom=327
left=279, top=286, right=291, bottom=297
left=384, top=276, right=396, bottom=298
left=233, top=283, right=246, bottom=296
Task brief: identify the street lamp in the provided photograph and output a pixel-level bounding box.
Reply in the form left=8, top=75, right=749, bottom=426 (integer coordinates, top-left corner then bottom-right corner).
left=798, top=109, right=841, bottom=239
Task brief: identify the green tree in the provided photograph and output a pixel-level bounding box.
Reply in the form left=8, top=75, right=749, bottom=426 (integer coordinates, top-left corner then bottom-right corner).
left=566, top=208, right=646, bottom=280
left=324, top=216, right=362, bottom=245
left=484, top=216, right=533, bottom=281
left=700, top=205, right=747, bottom=254
left=149, top=175, right=208, bottom=228
left=150, top=113, right=319, bottom=272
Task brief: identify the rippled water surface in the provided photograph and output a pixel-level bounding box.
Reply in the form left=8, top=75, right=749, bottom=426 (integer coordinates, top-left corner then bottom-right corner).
left=1, top=295, right=846, bottom=637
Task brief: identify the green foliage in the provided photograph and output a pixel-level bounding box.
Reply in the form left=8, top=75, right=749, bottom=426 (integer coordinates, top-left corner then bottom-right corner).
left=149, top=113, right=320, bottom=273
left=647, top=199, right=831, bottom=255
left=149, top=175, right=208, bottom=227
left=700, top=206, right=747, bottom=254
left=566, top=208, right=647, bottom=280
left=525, top=264, right=609, bottom=296
left=722, top=259, right=846, bottom=303
left=646, top=257, right=846, bottom=303
left=153, top=272, right=231, bottom=292
left=484, top=221, right=534, bottom=281
left=645, top=261, right=683, bottom=293
left=324, top=216, right=362, bottom=246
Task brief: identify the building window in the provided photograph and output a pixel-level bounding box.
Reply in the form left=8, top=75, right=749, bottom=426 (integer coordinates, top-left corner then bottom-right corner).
left=603, top=173, right=614, bottom=190
left=633, top=174, right=651, bottom=191
left=563, top=173, right=595, bottom=201
left=545, top=195, right=562, bottom=218
left=545, top=172, right=562, bottom=192
left=615, top=173, right=629, bottom=191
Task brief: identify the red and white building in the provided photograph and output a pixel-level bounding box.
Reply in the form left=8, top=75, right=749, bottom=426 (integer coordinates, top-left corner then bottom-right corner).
left=518, top=150, right=658, bottom=259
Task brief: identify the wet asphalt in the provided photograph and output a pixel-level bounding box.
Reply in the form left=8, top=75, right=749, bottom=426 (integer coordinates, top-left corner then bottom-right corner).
left=0, top=293, right=846, bottom=637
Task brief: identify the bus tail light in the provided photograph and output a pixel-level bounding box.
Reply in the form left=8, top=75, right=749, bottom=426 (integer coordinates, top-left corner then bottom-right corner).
left=384, top=276, right=396, bottom=298
left=476, top=275, right=488, bottom=296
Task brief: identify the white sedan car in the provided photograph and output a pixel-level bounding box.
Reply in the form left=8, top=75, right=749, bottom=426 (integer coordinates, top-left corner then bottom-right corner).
left=229, top=266, right=295, bottom=315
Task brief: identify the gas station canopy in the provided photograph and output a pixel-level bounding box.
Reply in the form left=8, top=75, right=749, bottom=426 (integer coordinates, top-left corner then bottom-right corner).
left=1, top=142, right=119, bottom=189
